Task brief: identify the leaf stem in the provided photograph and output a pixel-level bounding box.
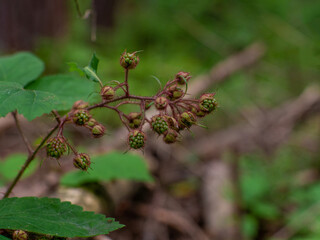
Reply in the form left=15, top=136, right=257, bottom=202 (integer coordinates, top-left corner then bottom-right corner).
left=2, top=124, right=59, bottom=199
left=12, top=111, right=33, bottom=155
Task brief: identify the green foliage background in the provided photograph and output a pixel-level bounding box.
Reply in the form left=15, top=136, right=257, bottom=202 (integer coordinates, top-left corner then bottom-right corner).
left=0, top=0, right=319, bottom=239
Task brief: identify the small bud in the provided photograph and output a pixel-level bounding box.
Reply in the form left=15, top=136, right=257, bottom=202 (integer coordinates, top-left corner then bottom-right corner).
left=46, top=137, right=68, bottom=159
left=179, top=111, right=196, bottom=128
left=163, top=129, right=178, bottom=144
left=167, top=84, right=184, bottom=100
left=151, top=115, right=168, bottom=134
left=73, top=153, right=91, bottom=171
left=128, top=130, right=146, bottom=149
left=120, top=51, right=140, bottom=69
left=155, top=96, right=168, bottom=110
left=175, top=71, right=191, bottom=85
left=127, top=112, right=142, bottom=129
left=86, top=118, right=98, bottom=128
left=191, top=106, right=207, bottom=118
left=199, top=93, right=217, bottom=113
left=100, top=86, right=115, bottom=100
left=72, top=100, right=89, bottom=110
left=165, top=116, right=180, bottom=131
left=91, top=124, right=105, bottom=138
left=73, top=110, right=91, bottom=125
left=13, top=230, right=28, bottom=240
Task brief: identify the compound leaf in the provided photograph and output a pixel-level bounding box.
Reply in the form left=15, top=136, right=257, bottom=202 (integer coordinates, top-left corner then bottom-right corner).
left=26, top=74, right=95, bottom=111
left=0, top=52, right=44, bottom=86
left=61, top=151, right=153, bottom=187
left=0, top=82, right=57, bottom=120
left=0, top=197, right=124, bottom=237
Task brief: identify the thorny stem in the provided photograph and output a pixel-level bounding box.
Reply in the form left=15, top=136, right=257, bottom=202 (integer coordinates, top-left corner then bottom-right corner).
left=2, top=124, right=59, bottom=199
left=12, top=111, right=33, bottom=155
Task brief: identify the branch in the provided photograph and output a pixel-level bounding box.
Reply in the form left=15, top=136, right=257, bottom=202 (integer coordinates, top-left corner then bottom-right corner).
left=2, top=124, right=59, bottom=199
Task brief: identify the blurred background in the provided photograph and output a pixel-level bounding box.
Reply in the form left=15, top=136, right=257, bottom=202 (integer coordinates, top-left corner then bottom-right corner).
left=0, top=0, right=320, bottom=239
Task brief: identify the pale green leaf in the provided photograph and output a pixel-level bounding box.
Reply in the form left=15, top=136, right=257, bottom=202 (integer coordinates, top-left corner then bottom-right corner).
left=0, top=153, right=37, bottom=181
left=0, top=52, right=44, bottom=86
left=61, top=151, right=153, bottom=187
left=0, top=197, right=124, bottom=237
left=0, top=82, right=57, bottom=120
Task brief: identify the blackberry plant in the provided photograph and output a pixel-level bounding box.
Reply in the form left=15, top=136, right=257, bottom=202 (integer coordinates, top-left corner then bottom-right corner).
left=0, top=50, right=218, bottom=239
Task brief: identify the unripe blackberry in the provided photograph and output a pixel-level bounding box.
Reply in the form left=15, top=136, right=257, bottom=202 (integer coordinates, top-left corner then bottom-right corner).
left=179, top=111, right=196, bottom=128
left=100, top=86, right=115, bottom=100
left=46, top=137, right=67, bottom=159
left=199, top=93, right=217, bottom=113
left=128, top=130, right=145, bottom=149
left=13, top=230, right=28, bottom=240
left=163, top=129, right=178, bottom=144
left=175, top=71, right=191, bottom=85
left=91, top=124, right=105, bottom=138
left=73, top=110, right=91, bottom=125
left=72, top=100, right=89, bottom=110
left=73, top=153, right=91, bottom=171
left=155, top=96, right=168, bottom=110
left=120, top=51, right=140, bottom=69
left=127, top=112, right=142, bottom=129
left=151, top=115, right=168, bottom=134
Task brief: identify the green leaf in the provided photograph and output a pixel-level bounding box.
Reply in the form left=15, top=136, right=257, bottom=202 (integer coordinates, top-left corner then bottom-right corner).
left=0, top=52, right=44, bottom=86
left=89, top=53, right=99, bottom=73
left=83, top=53, right=102, bottom=85
left=0, top=197, right=124, bottom=237
left=0, top=82, right=57, bottom=120
left=0, top=153, right=37, bottom=181
left=61, top=151, right=153, bottom=187
left=0, top=235, right=10, bottom=240
left=26, top=74, right=95, bottom=111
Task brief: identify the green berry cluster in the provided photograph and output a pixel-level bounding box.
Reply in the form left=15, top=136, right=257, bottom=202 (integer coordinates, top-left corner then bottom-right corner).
left=199, top=93, right=217, bottom=113
left=46, top=137, right=67, bottom=159
left=73, top=110, right=90, bottom=125
left=73, top=153, right=91, bottom=171
left=120, top=51, right=140, bottom=69
left=128, top=130, right=145, bottom=149
left=151, top=116, right=168, bottom=134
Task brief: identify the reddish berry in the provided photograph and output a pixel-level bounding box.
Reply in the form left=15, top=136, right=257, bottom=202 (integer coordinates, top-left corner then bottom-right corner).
left=46, top=137, right=67, bottom=159
left=91, top=124, right=105, bottom=138
left=100, top=86, right=115, bottom=100
left=155, top=96, right=168, bottom=110
left=86, top=118, right=98, bottom=128
left=163, top=129, right=178, bottom=144
left=175, top=71, right=191, bottom=85
left=151, top=115, right=168, bottom=134
left=13, top=230, right=28, bottom=240
left=120, top=51, right=140, bottom=69
left=127, top=112, right=142, bottom=129
left=73, top=110, right=91, bottom=125
left=128, top=130, right=145, bottom=149
left=72, top=100, right=89, bottom=110
left=165, top=116, right=180, bottom=131
left=73, top=153, right=91, bottom=171
left=167, top=84, right=184, bottom=100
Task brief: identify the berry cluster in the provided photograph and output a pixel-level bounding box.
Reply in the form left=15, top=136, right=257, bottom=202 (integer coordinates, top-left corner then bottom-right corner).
left=45, top=51, right=217, bottom=170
